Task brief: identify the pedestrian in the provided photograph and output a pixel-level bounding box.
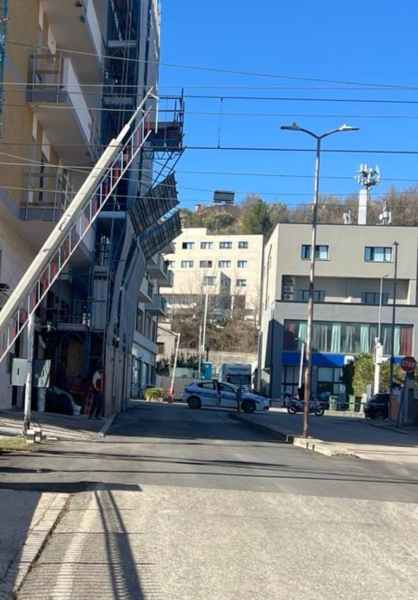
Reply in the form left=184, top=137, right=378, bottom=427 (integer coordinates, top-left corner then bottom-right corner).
left=89, top=366, right=104, bottom=420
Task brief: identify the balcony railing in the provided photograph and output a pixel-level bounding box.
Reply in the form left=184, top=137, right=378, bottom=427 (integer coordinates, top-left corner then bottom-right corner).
left=20, top=166, right=76, bottom=222
left=27, top=51, right=100, bottom=159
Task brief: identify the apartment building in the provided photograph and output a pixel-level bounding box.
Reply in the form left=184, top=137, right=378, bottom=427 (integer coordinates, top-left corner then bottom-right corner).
left=0, top=1, right=183, bottom=411
left=260, top=223, right=418, bottom=399
left=160, top=228, right=264, bottom=322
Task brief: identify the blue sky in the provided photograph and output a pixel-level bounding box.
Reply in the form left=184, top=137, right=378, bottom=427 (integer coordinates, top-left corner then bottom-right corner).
left=159, top=0, right=418, bottom=213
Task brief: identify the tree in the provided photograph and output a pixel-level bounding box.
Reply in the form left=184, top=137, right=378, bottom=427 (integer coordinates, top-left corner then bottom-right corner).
left=349, top=353, right=405, bottom=397
left=241, top=196, right=272, bottom=236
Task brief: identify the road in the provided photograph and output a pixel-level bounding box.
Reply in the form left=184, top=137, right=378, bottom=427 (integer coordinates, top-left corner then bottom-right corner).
left=2, top=402, right=418, bottom=600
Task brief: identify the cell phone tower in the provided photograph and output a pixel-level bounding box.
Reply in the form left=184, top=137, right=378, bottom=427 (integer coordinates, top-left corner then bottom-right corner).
left=355, top=164, right=380, bottom=225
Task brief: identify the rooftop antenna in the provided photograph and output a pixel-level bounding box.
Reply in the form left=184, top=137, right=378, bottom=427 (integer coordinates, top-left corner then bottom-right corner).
left=343, top=209, right=352, bottom=225
left=355, top=164, right=380, bottom=225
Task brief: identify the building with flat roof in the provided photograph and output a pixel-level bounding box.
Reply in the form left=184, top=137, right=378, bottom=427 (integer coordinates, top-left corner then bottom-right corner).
left=259, top=222, right=418, bottom=399
left=160, top=228, right=264, bottom=322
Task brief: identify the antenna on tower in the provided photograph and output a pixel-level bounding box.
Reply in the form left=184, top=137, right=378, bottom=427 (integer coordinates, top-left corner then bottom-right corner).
left=355, top=164, right=380, bottom=225
left=379, top=201, right=392, bottom=226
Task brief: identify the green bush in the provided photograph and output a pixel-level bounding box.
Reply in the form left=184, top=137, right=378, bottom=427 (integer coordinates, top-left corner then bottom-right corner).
left=144, top=387, right=165, bottom=401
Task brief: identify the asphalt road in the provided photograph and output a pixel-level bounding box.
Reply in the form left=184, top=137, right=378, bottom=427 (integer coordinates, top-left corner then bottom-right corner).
left=2, top=402, right=418, bottom=600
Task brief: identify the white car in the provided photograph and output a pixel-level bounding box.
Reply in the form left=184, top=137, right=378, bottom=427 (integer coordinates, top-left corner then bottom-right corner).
left=181, top=380, right=270, bottom=413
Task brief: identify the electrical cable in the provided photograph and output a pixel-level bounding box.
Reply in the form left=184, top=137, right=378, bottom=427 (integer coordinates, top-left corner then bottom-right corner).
left=5, top=38, right=418, bottom=90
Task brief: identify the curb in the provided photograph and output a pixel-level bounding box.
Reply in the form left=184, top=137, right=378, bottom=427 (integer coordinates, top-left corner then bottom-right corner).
left=98, top=413, right=116, bottom=438
left=363, top=419, right=418, bottom=437
left=228, top=412, right=358, bottom=459
left=1, top=493, right=70, bottom=597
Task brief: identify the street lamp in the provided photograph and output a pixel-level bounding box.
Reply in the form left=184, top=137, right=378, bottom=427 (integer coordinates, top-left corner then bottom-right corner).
left=281, top=122, right=359, bottom=438
left=389, top=241, right=399, bottom=400
left=374, top=274, right=389, bottom=395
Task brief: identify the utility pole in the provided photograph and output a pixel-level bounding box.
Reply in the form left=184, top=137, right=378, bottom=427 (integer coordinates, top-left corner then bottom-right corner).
left=198, top=325, right=202, bottom=376
left=23, top=313, right=35, bottom=434
left=389, top=242, right=399, bottom=399
left=202, top=285, right=209, bottom=364
left=373, top=275, right=388, bottom=395
left=170, top=333, right=181, bottom=400
left=281, top=123, right=359, bottom=438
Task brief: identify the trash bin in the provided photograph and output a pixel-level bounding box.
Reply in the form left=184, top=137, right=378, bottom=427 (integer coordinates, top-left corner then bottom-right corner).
left=349, top=395, right=356, bottom=412
left=329, top=396, right=338, bottom=411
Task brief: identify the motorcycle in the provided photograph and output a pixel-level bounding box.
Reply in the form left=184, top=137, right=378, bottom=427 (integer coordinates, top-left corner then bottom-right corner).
left=287, top=398, right=324, bottom=417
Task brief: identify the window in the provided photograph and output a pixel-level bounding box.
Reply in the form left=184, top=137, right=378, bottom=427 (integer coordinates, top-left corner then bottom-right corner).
left=201, top=241, right=213, bottom=249
left=237, top=260, right=248, bottom=268
left=236, top=279, right=247, bottom=287
left=297, top=290, right=325, bottom=302
left=182, top=242, right=195, bottom=250
left=167, top=260, right=175, bottom=268
left=364, top=247, right=392, bottom=262
left=284, top=320, right=412, bottom=356
left=301, top=245, right=329, bottom=260
left=203, top=276, right=216, bottom=286
left=200, top=260, right=213, bottom=268
left=181, top=260, right=194, bottom=268
left=136, top=308, right=144, bottom=334
left=198, top=381, right=215, bottom=390
left=219, top=241, right=232, bottom=249
left=361, top=292, right=389, bottom=305
left=219, top=260, right=231, bottom=268
left=238, top=241, right=248, bottom=249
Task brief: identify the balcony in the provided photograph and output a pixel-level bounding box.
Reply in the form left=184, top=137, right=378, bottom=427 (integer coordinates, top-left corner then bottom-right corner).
left=138, top=278, right=154, bottom=303
left=27, top=52, right=99, bottom=164
left=146, top=254, right=172, bottom=284
left=144, top=295, right=168, bottom=318
left=19, top=166, right=75, bottom=223
left=39, top=0, right=103, bottom=84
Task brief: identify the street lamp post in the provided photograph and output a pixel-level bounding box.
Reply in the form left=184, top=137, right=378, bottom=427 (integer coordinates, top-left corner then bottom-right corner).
left=374, top=274, right=389, bottom=395
left=281, top=123, right=359, bottom=438
left=389, top=241, right=399, bottom=399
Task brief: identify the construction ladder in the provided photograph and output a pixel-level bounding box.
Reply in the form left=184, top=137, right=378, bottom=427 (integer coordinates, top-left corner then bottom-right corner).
left=0, top=89, right=158, bottom=363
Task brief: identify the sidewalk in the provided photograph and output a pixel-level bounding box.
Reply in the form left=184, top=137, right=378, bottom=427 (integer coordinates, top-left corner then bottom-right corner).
left=231, top=408, right=418, bottom=464
left=0, top=490, right=68, bottom=599
left=0, top=409, right=113, bottom=442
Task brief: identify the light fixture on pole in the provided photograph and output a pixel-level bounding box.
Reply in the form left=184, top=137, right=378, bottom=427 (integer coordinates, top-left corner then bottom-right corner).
left=374, top=274, right=389, bottom=395
left=281, top=123, right=359, bottom=439
left=389, top=241, right=399, bottom=399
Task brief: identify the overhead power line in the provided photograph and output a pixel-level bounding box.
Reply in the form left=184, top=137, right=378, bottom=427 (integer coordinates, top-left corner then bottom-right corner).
left=5, top=39, right=418, bottom=91
left=4, top=101, right=418, bottom=120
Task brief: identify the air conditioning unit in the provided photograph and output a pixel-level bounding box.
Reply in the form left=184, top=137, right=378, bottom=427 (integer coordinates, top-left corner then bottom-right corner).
left=284, top=285, right=294, bottom=293
left=284, top=293, right=294, bottom=301
left=284, top=276, right=295, bottom=286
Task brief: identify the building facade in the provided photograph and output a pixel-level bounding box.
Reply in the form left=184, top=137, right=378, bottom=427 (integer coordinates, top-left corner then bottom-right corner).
left=0, top=0, right=182, bottom=411
left=259, top=223, right=418, bottom=399
left=160, top=228, right=264, bottom=322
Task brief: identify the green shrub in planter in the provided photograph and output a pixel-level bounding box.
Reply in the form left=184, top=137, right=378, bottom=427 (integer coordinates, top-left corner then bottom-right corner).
left=144, top=387, right=165, bottom=402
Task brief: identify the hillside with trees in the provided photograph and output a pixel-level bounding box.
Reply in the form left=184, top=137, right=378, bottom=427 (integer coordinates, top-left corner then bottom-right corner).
left=180, top=186, right=418, bottom=238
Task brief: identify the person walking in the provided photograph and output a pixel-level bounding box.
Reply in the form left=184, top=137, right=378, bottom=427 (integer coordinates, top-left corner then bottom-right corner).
left=89, top=366, right=104, bottom=420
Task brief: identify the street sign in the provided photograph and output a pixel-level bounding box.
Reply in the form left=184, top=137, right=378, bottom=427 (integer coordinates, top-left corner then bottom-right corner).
left=401, top=356, right=416, bottom=373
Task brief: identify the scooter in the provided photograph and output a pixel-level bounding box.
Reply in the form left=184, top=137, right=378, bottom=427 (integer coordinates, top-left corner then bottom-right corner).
left=287, top=398, right=324, bottom=417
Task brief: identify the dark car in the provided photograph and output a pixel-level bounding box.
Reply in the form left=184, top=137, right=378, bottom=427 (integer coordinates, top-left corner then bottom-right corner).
left=364, top=393, right=390, bottom=420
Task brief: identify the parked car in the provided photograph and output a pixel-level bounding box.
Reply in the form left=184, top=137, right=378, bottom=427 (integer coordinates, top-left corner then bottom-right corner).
left=364, top=393, right=390, bottom=419
left=181, top=380, right=270, bottom=413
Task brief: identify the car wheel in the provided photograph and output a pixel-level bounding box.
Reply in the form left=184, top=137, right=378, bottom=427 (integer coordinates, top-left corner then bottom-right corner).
left=242, top=400, right=256, bottom=414
left=187, top=396, right=201, bottom=410
left=375, top=409, right=384, bottom=420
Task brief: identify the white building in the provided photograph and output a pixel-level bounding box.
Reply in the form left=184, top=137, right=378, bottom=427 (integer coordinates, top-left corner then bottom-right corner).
left=160, top=228, right=264, bottom=322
